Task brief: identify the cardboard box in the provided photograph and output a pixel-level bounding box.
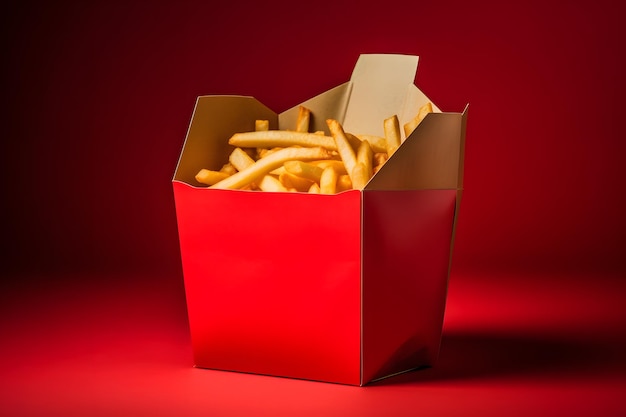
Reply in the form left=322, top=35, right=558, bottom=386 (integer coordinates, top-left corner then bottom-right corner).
left=173, top=54, right=468, bottom=385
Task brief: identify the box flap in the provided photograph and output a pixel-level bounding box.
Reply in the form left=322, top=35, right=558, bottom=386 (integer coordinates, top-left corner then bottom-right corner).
left=365, top=105, right=468, bottom=191
left=342, top=54, right=419, bottom=137
left=279, top=82, right=352, bottom=132
left=173, top=96, right=277, bottom=185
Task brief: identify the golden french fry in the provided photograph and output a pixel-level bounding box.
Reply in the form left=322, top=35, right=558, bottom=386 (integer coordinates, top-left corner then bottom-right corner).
left=257, top=175, right=287, bottom=192
left=336, top=174, right=352, bottom=192
left=351, top=162, right=369, bottom=190
left=384, top=115, right=401, bottom=156
left=255, top=119, right=269, bottom=131
left=229, top=147, right=256, bottom=172
left=269, top=165, right=286, bottom=176
left=308, top=182, right=321, bottom=194
left=373, top=152, right=388, bottom=174
left=296, top=106, right=311, bottom=133
left=319, top=166, right=338, bottom=194
left=326, top=119, right=358, bottom=184
left=211, top=146, right=332, bottom=190
left=403, top=102, right=433, bottom=138
left=310, top=159, right=348, bottom=175
left=257, top=147, right=283, bottom=159
left=284, top=161, right=324, bottom=183
left=227, top=147, right=291, bottom=192
left=356, top=140, right=373, bottom=181
left=279, top=171, right=314, bottom=192
left=345, top=133, right=364, bottom=152
left=354, top=134, right=387, bottom=153
left=195, top=169, right=230, bottom=186
left=229, top=131, right=336, bottom=150
left=219, top=163, right=237, bottom=176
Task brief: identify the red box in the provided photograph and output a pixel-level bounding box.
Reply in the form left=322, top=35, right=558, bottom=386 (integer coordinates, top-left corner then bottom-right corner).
left=173, top=54, right=468, bottom=385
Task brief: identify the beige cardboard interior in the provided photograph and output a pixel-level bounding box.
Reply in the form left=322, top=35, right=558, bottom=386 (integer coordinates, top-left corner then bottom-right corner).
left=278, top=83, right=352, bottom=132
left=366, top=107, right=468, bottom=191
left=174, top=96, right=277, bottom=185
left=174, top=54, right=466, bottom=192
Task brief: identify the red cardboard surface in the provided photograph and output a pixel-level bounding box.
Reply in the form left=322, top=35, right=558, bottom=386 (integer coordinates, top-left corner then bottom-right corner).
left=174, top=184, right=362, bottom=384
left=362, top=189, right=457, bottom=382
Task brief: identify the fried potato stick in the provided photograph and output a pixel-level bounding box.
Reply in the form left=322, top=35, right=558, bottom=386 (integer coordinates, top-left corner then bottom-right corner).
left=384, top=115, right=401, bottom=156
left=310, top=159, right=348, bottom=175
left=354, top=134, right=387, bottom=153
left=211, top=146, right=332, bottom=190
left=284, top=161, right=324, bottom=183
left=279, top=171, right=314, bottom=192
left=356, top=140, right=373, bottom=181
left=336, top=174, right=352, bottom=192
left=295, top=106, right=311, bottom=133
left=255, top=119, right=269, bottom=131
left=195, top=169, right=229, bottom=186
left=351, top=162, right=369, bottom=190
left=326, top=119, right=357, bottom=184
left=319, top=166, right=338, bottom=194
left=403, top=102, right=433, bottom=138
left=229, top=131, right=336, bottom=150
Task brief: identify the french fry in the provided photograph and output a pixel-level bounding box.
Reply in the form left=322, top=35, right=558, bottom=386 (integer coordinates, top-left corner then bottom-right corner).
left=257, top=175, right=288, bottom=192
left=226, top=148, right=287, bottom=192
left=319, top=166, right=338, bottom=194
left=195, top=169, right=230, bottom=186
left=326, top=119, right=357, bottom=184
left=336, top=174, right=352, bottom=192
left=310, top=160, right=348, bottom=175
left=211, top=146, right=332, bottom=190
left=384, top=115, right=401, bottom=156
left=403, top=102, right=433, bottom=138
left=356, top=140, right=373, bottom=181
left=308, top=182, right=321, bottom=194
left=373, top=152, right=388, bottom=174
left=255, top=119, right=269, bottom=131
left=219, top=163, right=237, bottom=176
left=257, top=147, right=283, bottom=159
left=284, top=161, right=324, bottom=183
left=354, top=134, right=387, bottom=153
left=351, top=162, right=369, bottom=190
left=229, top=131, right=336, bottom=150
left=295, top=106, right=311, bottom=133
left=345, top=133, right=364, bottom=152
left=229, top=147, right=256, bottom=172
left=279, top=171, right=314, bottom=192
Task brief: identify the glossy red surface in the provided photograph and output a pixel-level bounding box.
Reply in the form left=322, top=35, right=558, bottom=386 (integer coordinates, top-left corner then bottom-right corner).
left=362, top=189, right=457, bottom=382
left=2, top=270, right=624, bottom=416
left=174, top=184, right=362, bottom=384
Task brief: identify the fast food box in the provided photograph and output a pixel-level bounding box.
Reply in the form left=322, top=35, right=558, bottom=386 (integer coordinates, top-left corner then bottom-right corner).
left=172, top=54, right=468, bottom=385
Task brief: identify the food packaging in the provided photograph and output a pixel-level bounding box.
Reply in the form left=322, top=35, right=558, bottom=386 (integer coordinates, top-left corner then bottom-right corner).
left=172, top=54, right=468, bottom=385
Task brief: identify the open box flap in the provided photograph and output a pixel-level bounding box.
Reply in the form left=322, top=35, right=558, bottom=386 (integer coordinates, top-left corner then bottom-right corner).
left=365, top=105, right=468, bottom=191
left=279, top=82, right=352, bottom=133
left=343, top=54, right=419, bottom=137
left=173, top=96, right=277, bottom=185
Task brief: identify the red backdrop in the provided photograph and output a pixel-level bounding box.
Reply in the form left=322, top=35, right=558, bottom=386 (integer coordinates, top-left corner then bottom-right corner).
left=3, top=0, right=624, bottom=276
left=2, top=1, right=624, bottom=415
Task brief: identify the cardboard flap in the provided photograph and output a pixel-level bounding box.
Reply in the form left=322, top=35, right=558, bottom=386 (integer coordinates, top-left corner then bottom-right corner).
left=343, top=54, right=419, bottom=137
left=173, top=96, right=277, bottom=185
left=279, top=82, right=352, bottom=133
left=365, top=106, right=468, bottom=191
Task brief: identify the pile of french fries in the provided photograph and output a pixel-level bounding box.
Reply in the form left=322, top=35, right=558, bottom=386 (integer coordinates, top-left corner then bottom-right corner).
left=195, top=103, right=433, bottom=193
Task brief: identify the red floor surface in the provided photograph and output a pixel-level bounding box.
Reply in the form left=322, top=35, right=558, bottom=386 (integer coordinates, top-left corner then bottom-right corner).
left=2, top=269, right=624, bottom=416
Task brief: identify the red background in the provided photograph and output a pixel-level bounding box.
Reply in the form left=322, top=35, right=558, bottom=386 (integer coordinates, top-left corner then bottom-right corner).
left=2, top=0, right=624, bottom=416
